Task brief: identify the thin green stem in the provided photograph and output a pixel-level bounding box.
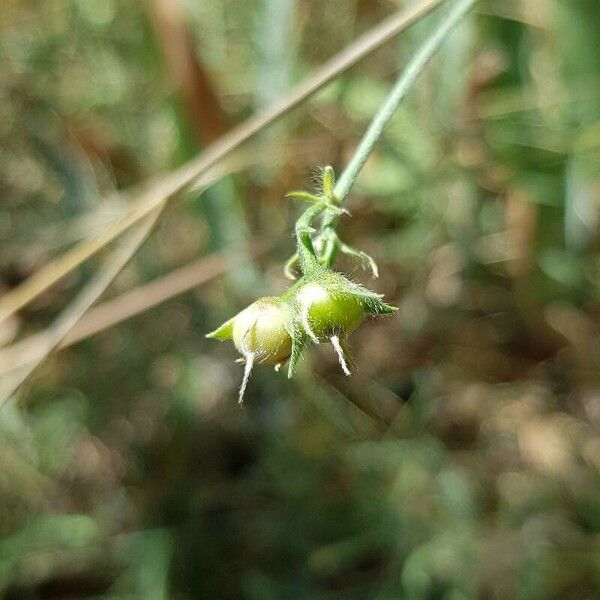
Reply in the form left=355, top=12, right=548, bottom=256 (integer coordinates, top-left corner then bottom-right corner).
left=334, top=0, right=476, bottom=203
left=321, top=0, right=477, bottom=265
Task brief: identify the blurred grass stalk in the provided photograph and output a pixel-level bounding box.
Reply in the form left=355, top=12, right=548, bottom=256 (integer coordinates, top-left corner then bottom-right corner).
left=0, top=162, right=238, bottom=403
left=0, top=241, right=272, bottom=375
left=0, top=209, right=162, bottom=404
left=150, top=0, right=261, bottom=292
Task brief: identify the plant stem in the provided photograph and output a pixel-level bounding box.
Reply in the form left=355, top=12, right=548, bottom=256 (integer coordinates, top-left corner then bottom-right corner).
left=295, top=202, right=328, bottom=272
left=322, top=0, right=477, bottom=265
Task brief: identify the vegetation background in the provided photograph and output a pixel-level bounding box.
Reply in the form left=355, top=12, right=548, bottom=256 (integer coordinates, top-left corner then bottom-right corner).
left=1, top=0, right=599, bottom=598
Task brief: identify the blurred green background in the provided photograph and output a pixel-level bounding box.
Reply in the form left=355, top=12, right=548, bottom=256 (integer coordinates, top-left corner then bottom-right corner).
left=1, top=0, right=600, bottom=598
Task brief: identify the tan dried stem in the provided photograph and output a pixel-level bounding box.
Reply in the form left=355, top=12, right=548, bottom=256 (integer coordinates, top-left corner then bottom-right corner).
left=0, top=241, right=270, bottom=375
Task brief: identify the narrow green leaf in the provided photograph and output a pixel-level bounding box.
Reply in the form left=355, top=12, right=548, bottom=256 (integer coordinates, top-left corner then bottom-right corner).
left=287, top=331, right=307, bottom=378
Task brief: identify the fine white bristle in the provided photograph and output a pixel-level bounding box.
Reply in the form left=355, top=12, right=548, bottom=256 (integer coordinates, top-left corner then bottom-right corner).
left=238, top=352, right=255, bottom=404
left=330, top=335, right=351, bottom=376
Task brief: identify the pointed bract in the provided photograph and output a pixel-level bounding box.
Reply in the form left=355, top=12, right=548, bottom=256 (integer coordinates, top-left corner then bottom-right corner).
left=330, top=335, right=351, bottom=376
left=339, top=242, right=379, bottom=278
left=205, top=317, right=234, bottom=341
left=287, top=330, right=307, bottom=378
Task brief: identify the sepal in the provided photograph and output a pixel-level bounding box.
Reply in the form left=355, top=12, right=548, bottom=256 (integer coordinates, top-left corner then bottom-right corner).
left=205, top=317, right=234, bottom=340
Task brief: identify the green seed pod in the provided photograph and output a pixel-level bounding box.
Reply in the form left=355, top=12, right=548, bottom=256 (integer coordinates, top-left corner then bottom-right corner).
left=284, top=266, right=396, bottom=377
left=231, top=298, right=292, bottom=364
left=293, top=282, right=364, bottom=341
left=206, top=297, right=292, bottom=402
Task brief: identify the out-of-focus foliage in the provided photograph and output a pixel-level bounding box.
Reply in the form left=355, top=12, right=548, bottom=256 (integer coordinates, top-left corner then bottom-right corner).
left=1, top=0, right=600, bottom=598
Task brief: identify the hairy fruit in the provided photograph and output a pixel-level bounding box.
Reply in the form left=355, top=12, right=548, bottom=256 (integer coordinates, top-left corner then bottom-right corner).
left=206, top=297, right=292, bottom=402
left=206, top=166, right=397, bottom=403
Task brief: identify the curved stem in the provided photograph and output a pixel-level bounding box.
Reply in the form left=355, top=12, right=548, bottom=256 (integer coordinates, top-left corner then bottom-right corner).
left=295, top=203, right=328, bottom=273
left=322, top=0, right=477, bottom=265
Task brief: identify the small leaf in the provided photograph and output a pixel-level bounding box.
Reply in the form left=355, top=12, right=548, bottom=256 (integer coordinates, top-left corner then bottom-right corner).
left=287, top=191, right=345, bottom=217
left=339, top=279, right=383, bottom=300
left=325, top=204, right=349, bottom=217
left=364, top=297, right=397, bottom=315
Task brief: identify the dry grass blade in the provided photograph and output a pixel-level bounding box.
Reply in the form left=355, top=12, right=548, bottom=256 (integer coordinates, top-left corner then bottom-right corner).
left=62, top=243, right=271, bottom=347
left=0, top=0, right=445, bottom=325
left=0, top=241, right=271, bottom=375
left=0, top=210, right=162, bottom=405
left=0, top=163, right=233, bottom=403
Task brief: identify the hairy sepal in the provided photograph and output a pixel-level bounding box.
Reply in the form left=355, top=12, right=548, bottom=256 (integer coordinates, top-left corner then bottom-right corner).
left=284, top=266, right=396, bottom=345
